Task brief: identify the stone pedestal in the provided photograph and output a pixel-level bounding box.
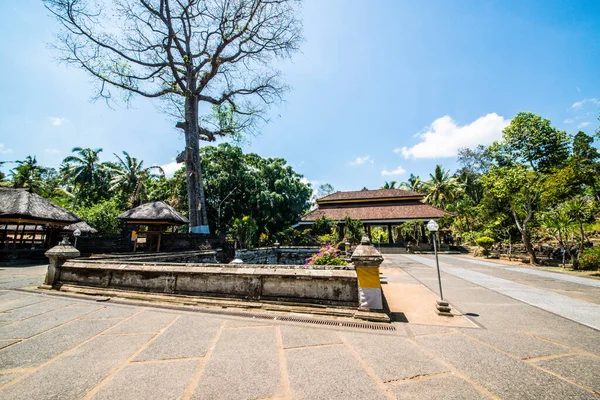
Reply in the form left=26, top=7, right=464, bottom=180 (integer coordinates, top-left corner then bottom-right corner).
left=42, top=237, right=80, bottom=289
left=351, top=235, right=384, bottom=311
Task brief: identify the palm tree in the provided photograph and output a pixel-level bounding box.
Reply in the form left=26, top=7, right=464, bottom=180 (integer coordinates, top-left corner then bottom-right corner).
left=381, top=181, right=397, bottom=189
left=109, top=151, right=165, bottom=208
left=423, top=165, right=462, bottom=209
left=565, top=196, right=592, bottom=251
left=542, top=208, right=575, bottom=268
left=62, top=147, right=104, bottom=208
left=400, top=174, right=423, bottom=193
left=11, top=156, right=47, bottom=192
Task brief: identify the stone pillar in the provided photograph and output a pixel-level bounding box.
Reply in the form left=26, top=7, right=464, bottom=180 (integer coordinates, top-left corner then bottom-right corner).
left=351, top=235, right=384, bottom=311
left=387, top=224, right=393, bottom=244
left=42, top=237, right=80, bottom=289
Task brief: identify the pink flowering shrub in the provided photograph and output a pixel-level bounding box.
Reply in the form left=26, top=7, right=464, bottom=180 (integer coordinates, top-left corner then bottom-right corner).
left=305, top=245, right=348, bottom=266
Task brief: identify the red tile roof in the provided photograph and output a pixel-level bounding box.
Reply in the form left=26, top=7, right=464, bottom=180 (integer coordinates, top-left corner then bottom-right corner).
left=300, top=203, right=448, bottom=222
left=318, top=189, right=423, bottom=203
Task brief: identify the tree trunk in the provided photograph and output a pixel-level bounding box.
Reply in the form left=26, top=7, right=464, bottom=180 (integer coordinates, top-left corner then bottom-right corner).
left=521, top=228, right=538, bottom=265
left=183, top=95, right=209, bottom=229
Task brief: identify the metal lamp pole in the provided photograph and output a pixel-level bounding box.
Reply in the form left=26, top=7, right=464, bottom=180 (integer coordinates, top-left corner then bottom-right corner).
left=427, top=220, right=452, bottom=316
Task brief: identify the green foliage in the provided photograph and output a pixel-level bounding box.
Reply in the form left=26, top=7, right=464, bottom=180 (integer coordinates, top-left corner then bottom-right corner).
left=476, top=236, right=495, bottom=249
left=370, top=226, right=389, bottom=244
left=229, top=216, right=258, bottom=249
left=400, top=220, right=424, bottom=243
left=305, top=245, right=348, bottom=266
left=76, top=199, right=123, bottom=233
left=578, top=246, right=600, bottom=270
left=311, top=216, right=333, bottom=236
left=423, top=165, right=461, bottom=209
left=344, top=216, right=364, bottom=244
left=316, top=233, right=336, bottom=245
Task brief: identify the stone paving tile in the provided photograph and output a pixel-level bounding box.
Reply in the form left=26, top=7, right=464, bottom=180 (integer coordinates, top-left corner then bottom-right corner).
left=191, top=326, right=282, bottom=400
left=0, top=334, right=153, bottom=399
left=391, top=375, right=489, bottom=399
left=82, top=305, right=140, bottom=319
left=0, top=295, right=45, bottom=312
left=461, top=330, right=570, bottom=359
left=406, top=324, right=458, bottom=337
left=0, top=340, right=18, bottom=350
left=0, top=372, right=22, bottom=387
left=415, top=333, right=596, bottom=399
left=286, top=344, right=387, bottom=400
left=91, top=359, right=200, bottom=400
left=0, top=299, right=73, bottom=322
left=103, top=310, right=178, bottom=334
left=0, top=305, right=100, bottom=339
left=280, top=325, right=343, bottom=349
left=533, top=354, right=600, bottom=393
left=135, top=315, right=221, bottom=361
left=223, top=317, right=274, bottom=328
left=343, top=331, right=448, bottom=383
left=0, top=319, right=118, bottom=370
left=529, top=328, right=600, bottom=356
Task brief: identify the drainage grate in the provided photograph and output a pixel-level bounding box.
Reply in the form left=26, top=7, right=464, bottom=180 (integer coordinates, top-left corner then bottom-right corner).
left=194, top=307, right=395, bottom=331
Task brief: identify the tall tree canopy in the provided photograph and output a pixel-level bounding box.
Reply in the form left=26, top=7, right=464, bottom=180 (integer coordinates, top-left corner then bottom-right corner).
left=45, top=0, right=303, bottom=230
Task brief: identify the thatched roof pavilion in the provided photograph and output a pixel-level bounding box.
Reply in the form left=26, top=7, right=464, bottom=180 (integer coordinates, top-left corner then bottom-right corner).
left=118, top=201, right=188, bottom=252
left=0, top=188, right=80, bottom=225
left=0, top=188, right=81, bottom=250
left=118, top=201, right=188, bottom=225
left=62, top=221, right=98, bottom=234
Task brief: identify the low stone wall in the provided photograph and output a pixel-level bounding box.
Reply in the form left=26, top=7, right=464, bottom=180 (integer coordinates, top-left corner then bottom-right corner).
left=235, top=246, right=321, bottom=265
left=53, top=259, right=358, bottom=306
left=89, top=250, right=218, bottom=264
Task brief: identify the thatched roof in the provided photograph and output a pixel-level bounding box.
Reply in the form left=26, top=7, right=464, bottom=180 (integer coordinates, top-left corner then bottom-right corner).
left=118, top=201, right=189, bottom=225
left=318, top=189, right=424, bottom=203
left=0, top=188, right=81, bottom=225
left=62, top=221, right=98, bottom=233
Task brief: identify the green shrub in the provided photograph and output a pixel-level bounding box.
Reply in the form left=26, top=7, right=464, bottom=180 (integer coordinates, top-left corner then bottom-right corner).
left=311, top=216, right=334, bottom=236
left=305, top=245, right=348, bottom=266
left=344, top=216, right=364, bottom=244
left=229, top=216, right=258, bottom=249
left=476, top=236, right=495, bottom=257
left=317, top=233, right=336, bottom=245
left=76, top=199, right=123, bottom=233
left=578, top=246, right=600, bottom=270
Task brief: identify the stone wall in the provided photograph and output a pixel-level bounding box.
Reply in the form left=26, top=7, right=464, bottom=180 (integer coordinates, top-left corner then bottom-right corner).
left=89, top=250, right=218, bottom=264
left=55, top=259, right=358, bottom=307
left=235, top=246, right=322, bottom=265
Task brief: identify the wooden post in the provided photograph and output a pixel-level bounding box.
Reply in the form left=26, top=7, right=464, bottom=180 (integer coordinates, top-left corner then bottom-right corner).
left=157, top=233, right=162, bottom=252
left=387, top=224, right=393, bottom=244
left=31, top=225, right=37, bottom=246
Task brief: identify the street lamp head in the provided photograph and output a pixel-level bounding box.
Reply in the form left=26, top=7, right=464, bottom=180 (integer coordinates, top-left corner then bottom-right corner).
left=73, top=229, right=82, bottom=237
left=427, top=220, right=439, bottom=232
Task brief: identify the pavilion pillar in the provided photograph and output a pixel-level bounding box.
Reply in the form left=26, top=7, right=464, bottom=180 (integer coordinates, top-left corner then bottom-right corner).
left=387, top=224, right=393, bottom=244
left=366, top=224, right=372, bottom=239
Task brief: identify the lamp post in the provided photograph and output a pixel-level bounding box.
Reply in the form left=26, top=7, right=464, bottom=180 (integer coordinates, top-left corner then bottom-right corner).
left=427, top=220, right=453, bottom=317
left=73, top=228, right=81, bottom=249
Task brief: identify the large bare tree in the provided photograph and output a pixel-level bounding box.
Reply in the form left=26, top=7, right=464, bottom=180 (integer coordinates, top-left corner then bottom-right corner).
left=44, top=0, right=302, bottom=230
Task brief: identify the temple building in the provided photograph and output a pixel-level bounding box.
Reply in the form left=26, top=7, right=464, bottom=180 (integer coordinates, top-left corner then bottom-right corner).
left=298, top=189, right=449, bottom=245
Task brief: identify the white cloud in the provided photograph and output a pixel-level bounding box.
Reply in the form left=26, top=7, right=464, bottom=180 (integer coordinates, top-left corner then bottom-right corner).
left=397, top=113, right=509, bottom=159
left=301, top=177, right=320, bottom=187
left=348, top=155, right=374, bottom=166
left=44, top=148, right=60, bottom=154
left=381, top=166, right=406, bottom=176
left=0, top=144, right=13, bottom=154
left=564, top=118, right=576, bottom=124
left=571, top=98, right=599, bottom=109
left=49, top=117, right=67, bottom=126
left=578, top=121, right=591, bottom=129
left=160, top=161, right=183, bottom=177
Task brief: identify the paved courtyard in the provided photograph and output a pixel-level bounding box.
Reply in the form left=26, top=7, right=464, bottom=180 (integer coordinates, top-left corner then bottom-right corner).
left=0, top=255, right=599, bottom=399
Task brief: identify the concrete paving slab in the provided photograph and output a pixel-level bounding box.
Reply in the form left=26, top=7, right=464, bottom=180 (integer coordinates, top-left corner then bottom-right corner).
left=103, top=310, right=178, bottom=334
left=191, top=326, right=282, bottom=399
left=531, top=329, right=600, bottom=356
left=533, top=354, right=600, bottom=392
left=82, top=305, right=140, bottom=319
left=0, top=334, right=153, bottom=399
left=223, top=317, right=274, bottom=328
left=280, top=325, right=343, bottom=349
left=0, top=305, right=100, bottom=339
left=0, top=340, right=18, bottom=350
left=135, top=315, right=221, bottom=361
left=286, top=344, right=387, bottom=400
left=462, top=330, right=570, bottom=359
left=0, top=319, right=118, bottom=370
left=343, top=331, right=448, bottom=383
left=91, top=359, right=199, bottom=400
left=0, top=299, right=73, bottom=321
left=407, top=324, right=458, bottom=337
left=391, top=375, right=489, bottom=399
left=0, top=295, right=45, bottom=312
left=415, top=333, right=596, bottom=399
left=0, top=373, right=22, bottom=387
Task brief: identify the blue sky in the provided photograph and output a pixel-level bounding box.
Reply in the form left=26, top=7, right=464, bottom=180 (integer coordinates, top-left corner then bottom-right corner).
left=1, top=0, right=599, bottom=192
